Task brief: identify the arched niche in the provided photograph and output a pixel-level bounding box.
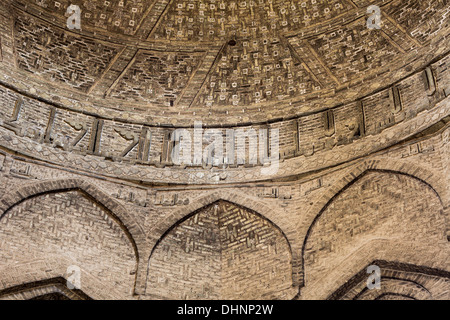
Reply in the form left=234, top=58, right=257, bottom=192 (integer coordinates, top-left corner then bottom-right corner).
left=327, top=261, right=450, bottom=300
left=302, top=171, right=448, bottom=299
left=0, top=189, right=138, bottom=300
left=146, top=200, right=295, bottom=300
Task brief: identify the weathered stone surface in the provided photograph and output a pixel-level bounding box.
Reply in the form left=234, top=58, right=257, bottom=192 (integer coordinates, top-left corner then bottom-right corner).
left=0, top=0, right=448, bottom=301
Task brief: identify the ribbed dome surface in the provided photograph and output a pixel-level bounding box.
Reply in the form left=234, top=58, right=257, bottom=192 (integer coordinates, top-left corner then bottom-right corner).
left=0, top=0, right=448, bottom=125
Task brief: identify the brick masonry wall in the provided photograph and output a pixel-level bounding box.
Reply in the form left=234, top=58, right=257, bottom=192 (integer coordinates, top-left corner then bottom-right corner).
left=0, top=50, right=448, bottom=185
left=147, top=201, right=292, bottom=300
left=0, top=190, right=137, bottom=299
left=301, top=171, right=449, bottom=299
left=0, top=122, right=448, bottom=299
left=0, top=0, right=448, bottom=300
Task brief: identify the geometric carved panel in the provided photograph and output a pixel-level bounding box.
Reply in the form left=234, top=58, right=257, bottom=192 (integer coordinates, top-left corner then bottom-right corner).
left=306, top=18, right=400, bottom=83
left=193, top=40, right=320, bottom=107
left=151, top=0, right=353, bottom=41
left=385, top=0, right=450, bottom=44
left=108, top=49, right=205, bottom=106
left=14, top=13, right=120, bottom=92
left=14, top=0, right=158, bottom=35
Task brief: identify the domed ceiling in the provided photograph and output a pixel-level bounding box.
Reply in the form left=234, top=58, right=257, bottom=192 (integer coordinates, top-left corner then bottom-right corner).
left=0, top=0, right=449, bottom=125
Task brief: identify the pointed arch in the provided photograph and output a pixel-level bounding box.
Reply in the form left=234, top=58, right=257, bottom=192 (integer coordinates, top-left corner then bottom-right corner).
left=0, top=178, right=147, bottom=295
left=146, top=190, right=303, bottom=290
left=298, top=158, right=448, bottom=294
left=0, top=178, right=146, bottom=252
left=145, top=198, right=297, bottom=299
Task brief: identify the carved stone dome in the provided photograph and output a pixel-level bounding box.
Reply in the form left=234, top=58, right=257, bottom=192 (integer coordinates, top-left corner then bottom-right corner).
left=1, top=0, right=448, bottom=125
